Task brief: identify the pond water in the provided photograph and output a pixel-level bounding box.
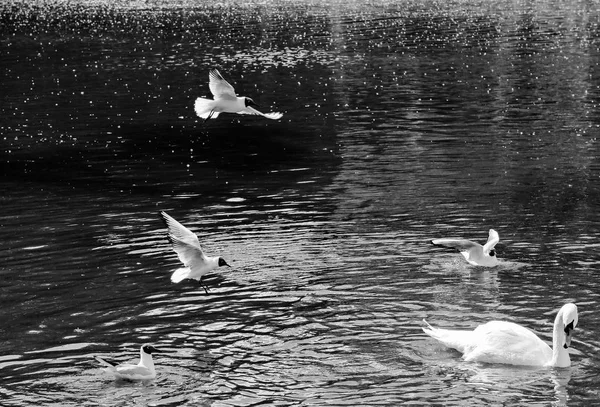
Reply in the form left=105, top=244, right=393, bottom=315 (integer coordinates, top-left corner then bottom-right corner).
left=2, top=0, right=600, bottom=405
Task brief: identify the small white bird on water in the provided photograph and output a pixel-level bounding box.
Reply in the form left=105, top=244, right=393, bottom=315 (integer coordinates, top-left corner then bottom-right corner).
left=431, top=228, right=500, bottom=267
left=95, top=344, right=161, bottom=381
left=160, top=211, right=230, bottom=293
left=422, top=303, right=578, bottom=367
left=194, top=69, right=284, bottom=121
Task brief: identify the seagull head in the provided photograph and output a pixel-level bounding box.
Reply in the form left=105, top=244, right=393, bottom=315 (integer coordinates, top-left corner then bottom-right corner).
left=489, top=249, right=496, bottom=257
left=142, top=344, right=162, bottom=355
left=244, top=97, right=259, bottom=108
left=218, top=257, right=231, bottom=268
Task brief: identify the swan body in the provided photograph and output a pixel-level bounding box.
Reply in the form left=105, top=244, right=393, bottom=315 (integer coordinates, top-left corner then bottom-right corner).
left=95, top=344, right=161, bottom=381
left=160, top=211, right=230, bottom=292
left=431, top=229, right=499, bottom=267
left=195, top=69, right=283, bottom=120
left=422, top=303, right=578, bottom=367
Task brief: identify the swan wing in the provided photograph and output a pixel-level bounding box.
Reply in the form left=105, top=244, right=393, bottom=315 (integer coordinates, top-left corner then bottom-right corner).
left=482, top=229, right=499, bottom=253
left=160, top=211, right=208, bottom=269
left=465, top=321, right=552, bottom=365
left=209, top=69, right=237, bottom=100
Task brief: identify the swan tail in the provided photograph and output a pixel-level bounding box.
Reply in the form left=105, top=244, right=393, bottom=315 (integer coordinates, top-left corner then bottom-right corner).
left=422, top=319, right=439, bottom=339
left=171, top=267, right=191, bottom=283
left=194, top=98, right=220, bottom=119
left=422, top=319, right=435, bottom=332
left=422, top=319, right=473, bottom=354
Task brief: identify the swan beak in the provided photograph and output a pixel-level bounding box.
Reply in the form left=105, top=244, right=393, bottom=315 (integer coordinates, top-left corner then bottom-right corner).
left=564, top=328, right=573, bottom=349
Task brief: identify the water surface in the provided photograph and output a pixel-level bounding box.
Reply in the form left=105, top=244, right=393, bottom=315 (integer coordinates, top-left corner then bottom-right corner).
left=2, top=0, right=600, bottom=405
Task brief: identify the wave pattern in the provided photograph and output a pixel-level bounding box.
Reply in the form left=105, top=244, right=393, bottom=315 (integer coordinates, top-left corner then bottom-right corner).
left=2, top=0, right=600, bottom=406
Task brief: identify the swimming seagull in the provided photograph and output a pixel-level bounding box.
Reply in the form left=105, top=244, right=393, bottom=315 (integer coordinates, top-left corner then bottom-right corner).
left=160, top=211, right=230, bottom=293
left=431, top=229, right=499, bottom=267
left=422, top=303, right=578, bottom=367
left=95, top=344, right=161, bottom=381
left=194, top=69, right=284, bottom=121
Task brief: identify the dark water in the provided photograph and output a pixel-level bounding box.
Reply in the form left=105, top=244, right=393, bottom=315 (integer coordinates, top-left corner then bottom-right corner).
left=2, top=0, right=600, bottom=405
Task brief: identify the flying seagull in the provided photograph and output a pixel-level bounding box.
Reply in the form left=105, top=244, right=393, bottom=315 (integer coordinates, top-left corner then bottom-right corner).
left=194, top=69, right=283, bottom=121
left=160, top=211, right=230, bottom=293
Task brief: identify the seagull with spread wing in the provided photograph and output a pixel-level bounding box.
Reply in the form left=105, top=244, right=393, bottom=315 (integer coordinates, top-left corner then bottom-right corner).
left=160, top=211, right=230, bottom=293
left=431, top=228, right=500, bottom=267
left=194, top=69, right=283, bottom=121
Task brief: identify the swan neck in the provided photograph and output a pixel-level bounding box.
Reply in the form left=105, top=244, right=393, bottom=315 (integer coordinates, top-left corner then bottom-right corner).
left=551, top=309, right=571, bottom=367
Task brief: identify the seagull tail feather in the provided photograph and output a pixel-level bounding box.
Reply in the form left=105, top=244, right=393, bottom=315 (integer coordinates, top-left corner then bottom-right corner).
left=194, top=98, right=219, bottom=119
left=171, top=267, right=191, bottom=283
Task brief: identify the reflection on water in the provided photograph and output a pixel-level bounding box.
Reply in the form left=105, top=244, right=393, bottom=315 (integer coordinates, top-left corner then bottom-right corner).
left=552, top=368, right=572, bottom=407
left=2, top=0, right=600, bottom=406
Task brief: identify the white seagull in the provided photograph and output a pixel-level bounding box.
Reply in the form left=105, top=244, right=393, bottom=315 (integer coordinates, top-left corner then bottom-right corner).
left=431, top=229, right=500, bottom=267
left=95, top=344, right=161, bottom=381
left=194, top=69, right=283, bottom=121
left=422, top=303, right=579, bottom=367
left=160, top=211, right=230, bottom=293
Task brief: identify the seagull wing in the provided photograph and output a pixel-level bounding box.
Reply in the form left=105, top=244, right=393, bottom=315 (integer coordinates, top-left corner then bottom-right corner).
left=431, top=238, right=481, bottom=252
left=160, top=211, right=207, bottom=268
left=239, top=106, right=283, bottom=120
left=209, top=69, right=237, bottom=100
left=114, top=363, right=154, bottom=380
left=95, top=356, right=118, bottom=367
left=483, top=229, right=499, bottom=253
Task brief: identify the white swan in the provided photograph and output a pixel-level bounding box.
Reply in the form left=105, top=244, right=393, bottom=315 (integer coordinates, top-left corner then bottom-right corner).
left=431, top=229, right=499, bottom=267
left=95, top=344, right=161, bottom=381
left=422, top=303, right=578, bottom=367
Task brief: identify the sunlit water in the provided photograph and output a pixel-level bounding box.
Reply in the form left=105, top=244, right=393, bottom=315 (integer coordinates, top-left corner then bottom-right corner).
left=2, top=0, right=600, bottom=405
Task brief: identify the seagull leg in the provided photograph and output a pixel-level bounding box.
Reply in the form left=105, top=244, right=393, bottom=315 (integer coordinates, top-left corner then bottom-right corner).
left=199, top=278, right=210, bottom=294
left=203, top=110, right=214, bottom=124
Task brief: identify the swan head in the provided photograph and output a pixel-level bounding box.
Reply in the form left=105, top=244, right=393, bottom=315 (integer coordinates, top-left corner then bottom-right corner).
left=561, top=303, right=578, bottom=349
left=245, top=97, right=259, bottom=108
